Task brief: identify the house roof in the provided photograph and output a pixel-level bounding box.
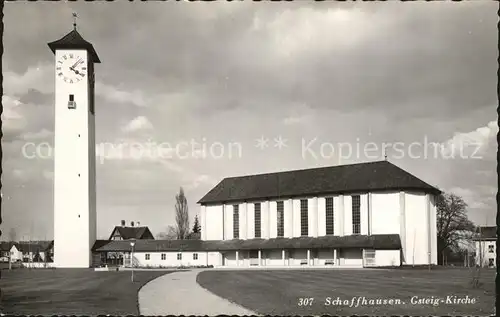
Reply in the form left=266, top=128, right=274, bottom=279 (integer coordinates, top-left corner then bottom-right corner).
left=92, top=239, right=112, bottom=252
left=48, top=29, right=101, bottom=63
left=0, top=241, right=17, bottom=251
left=16, top=241, right=54, bottom=253
left=109, top=226, right=154, bottom=240
left=198, top=160, right=441, bottom=205
left=95, top=234, right=401, bottom=252
left=474, top=226, right=497, bottom=240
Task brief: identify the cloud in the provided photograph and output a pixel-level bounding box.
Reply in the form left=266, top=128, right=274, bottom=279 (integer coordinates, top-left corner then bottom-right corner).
left=21, top=129, right=53, bottom=141
left=4, top=64, right=54, bottom=96
left=442, top=120, right=498, bottom=157
left=183, top=174, right=217, bottom=191
left=2, top=95, right=28, bottom=141
left=283, top=103, right=315, bottom=126
left=258, top=7, right=387, bottom=62
left=2, top=95, right=26, bottom=128
left=97, top=81, right=148, bottom=108
left=11, top=169, right=29, bottom=181
left=42, top=170, right=54, bottom=180
left=121, top=116, right=153, bottom=133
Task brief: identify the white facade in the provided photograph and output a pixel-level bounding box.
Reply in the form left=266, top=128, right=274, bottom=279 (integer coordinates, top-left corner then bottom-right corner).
left=201, top=190, right=438, bottom=267
left=128, top=251, right=210, bottom=267
left=475, top=240, right=496, bottom=267
left=53, top=48, right=97, bottom=268
left=9, top=245, right=22, bottom=262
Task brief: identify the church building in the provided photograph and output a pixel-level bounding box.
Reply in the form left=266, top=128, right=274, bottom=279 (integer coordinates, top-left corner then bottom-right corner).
left=197, top=160, right=440, bottom=267
left=97, top=160, right=440, bottom=268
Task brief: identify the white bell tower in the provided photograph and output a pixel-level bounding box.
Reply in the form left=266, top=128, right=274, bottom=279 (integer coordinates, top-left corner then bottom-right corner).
left=48, top=17, right=100, bottom=268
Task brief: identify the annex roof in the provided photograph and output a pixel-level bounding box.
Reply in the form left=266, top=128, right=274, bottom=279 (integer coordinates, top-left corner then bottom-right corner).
left=95, top=234, right=401, bottom=252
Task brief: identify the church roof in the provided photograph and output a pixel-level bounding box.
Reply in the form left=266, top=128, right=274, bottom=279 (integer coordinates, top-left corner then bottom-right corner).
left=198, top=160, right=441, bottom=205
left=48, top=29, right=101, bottom=63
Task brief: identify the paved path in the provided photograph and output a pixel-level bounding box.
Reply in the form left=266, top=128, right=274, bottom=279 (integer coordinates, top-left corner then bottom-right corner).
left=138, top=269, right=257, bottom=315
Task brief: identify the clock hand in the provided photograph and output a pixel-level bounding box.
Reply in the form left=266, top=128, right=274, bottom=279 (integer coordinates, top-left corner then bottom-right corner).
left=69, top=67, right=81, bottom=75
left=70, top=58, right=82, bottom=69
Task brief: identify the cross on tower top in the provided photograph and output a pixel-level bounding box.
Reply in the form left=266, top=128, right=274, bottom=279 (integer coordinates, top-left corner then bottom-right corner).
left=72, top=12, right=78, bottom=30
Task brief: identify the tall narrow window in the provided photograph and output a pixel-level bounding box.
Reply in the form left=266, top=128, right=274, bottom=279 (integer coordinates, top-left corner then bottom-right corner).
left=233, top=205, right=239, bottom=239
left=277, top=201, right=284, bottom=237
left=352, top=195, right=361, bottom=234
left=254, top=203, right=261, bottom=238
left=325, top=197, right=334, bottom=235
left=300, top=199, right=308, bottom=236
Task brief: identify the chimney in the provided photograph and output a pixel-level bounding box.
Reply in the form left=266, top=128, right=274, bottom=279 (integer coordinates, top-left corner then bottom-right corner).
left=131, top=221, right=135, bottom=227
left=121, top=220, right=126, bottom=227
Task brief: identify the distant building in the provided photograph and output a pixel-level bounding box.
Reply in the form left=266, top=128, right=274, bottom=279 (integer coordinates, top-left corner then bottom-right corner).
left=16, top=241, right=54, bottom=263
left=91, top=223, right=155, bottom=267
left=109, top=221, right=155, bottom=240
left=473, top=226, right=496, bottom=268
left=94, top=161, right=441, bottom=268
left=0, top=242, right=20, bottom=262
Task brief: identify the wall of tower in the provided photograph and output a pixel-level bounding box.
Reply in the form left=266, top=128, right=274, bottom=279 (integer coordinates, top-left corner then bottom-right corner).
left=53, top=49, right=96, bottom=268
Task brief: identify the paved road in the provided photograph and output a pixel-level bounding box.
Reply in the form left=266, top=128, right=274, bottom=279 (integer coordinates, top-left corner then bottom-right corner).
left=138, top=269, right=256, bottom=316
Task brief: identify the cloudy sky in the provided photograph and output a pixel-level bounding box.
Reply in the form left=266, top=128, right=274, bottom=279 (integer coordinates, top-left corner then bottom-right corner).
left=2, top=1, right=497, bottom=240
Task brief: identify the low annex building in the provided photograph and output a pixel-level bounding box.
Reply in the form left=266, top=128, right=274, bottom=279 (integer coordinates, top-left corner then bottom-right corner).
left=94, top=160, right=440, bottom=268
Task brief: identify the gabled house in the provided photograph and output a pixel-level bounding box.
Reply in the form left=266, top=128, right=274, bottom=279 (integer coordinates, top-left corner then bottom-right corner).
left=109, top=222, right=154, bottom=240
left=473, top=226, right=497, bottom=268
left=0, top=242, right=20, bottom=262
left=90, top=222, right=154, bottom=267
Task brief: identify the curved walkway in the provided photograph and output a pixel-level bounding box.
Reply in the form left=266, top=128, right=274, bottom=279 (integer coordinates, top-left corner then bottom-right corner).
left=138, top=269, right=256, bottom=315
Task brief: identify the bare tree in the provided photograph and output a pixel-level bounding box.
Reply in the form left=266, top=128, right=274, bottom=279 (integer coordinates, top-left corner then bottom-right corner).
left=436, top=193, right=475, bottom=265
left=156, top=226, right=179, bottom=240
left=166, top=226, right=179, bottom=240
left=175, top=187, right=190, bottom=239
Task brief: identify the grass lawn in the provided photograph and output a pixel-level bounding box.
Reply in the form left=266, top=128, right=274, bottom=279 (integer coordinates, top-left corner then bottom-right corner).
left=0, top=268, right=170, bottom=315
left=197, top=267, right=495, bottom=315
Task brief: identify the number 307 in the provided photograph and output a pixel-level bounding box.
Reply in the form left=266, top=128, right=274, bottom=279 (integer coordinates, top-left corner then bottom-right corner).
left=298, top=297, right=314, bottom=306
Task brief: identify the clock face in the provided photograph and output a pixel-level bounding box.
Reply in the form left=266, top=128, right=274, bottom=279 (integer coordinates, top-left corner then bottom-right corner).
left=56, top=53, right=87, bottom=84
